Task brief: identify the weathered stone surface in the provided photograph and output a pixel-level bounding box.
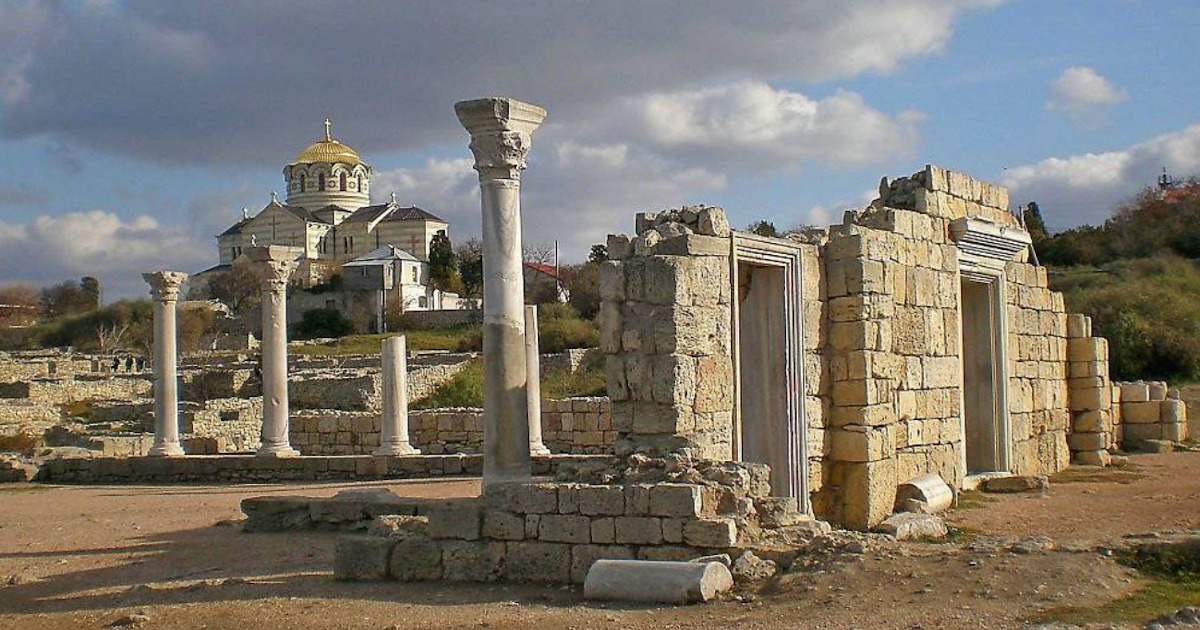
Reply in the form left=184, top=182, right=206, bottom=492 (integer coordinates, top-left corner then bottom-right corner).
left=682, top=518, right=737, bottom=548
left=731, top=550, right=778, bottom=583
left=390, top=534, right=443, bottom=581
left=240, top=496, right=313, bottom=532
left=876, top=513, right=947, bottom=540
left=576, top=485, right=625, bottom=516
left=506, top=541, right=570, bottom=583
left=1074, top=449, right=1112, bottom=467
left=538, top=514, right=591, bottom=544
left=428, top=500, right=481, bottom=540
left=894, top=473, right=953, bottom=514
left=614, top=517, right=663, bottom=545
left=983, top=476, right=1048, bottom=494
left=333, top=535, right=395, bottom=581
left=649, top=484, right=703, bottom=518
left=481, top=511, right=525, bottom=541
left=441, top=541, right=505, bottom=582
left=570, top=545, right=636, bottom=584
left=584, top=560, right=734, bottom=604
left=367, top=515, right=429, bottom=538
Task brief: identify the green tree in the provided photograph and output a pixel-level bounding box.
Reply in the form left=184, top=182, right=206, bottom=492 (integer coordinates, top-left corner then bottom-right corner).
left=588, top=244, right=608, bottom=263
left=40, top=281, right=92, bottom=318
left=428, top=231, right=461, bottom=292
left=567, top=261, right=601, bottom=319
left=208, top=258, right=260, bottom=314
left=80, top=276, right=101, bottom=310
left=748, top=220, right=779, bottom=237
left=456, top=238, right=484, bottom=299
left=295, top=308, right=355, bottom=339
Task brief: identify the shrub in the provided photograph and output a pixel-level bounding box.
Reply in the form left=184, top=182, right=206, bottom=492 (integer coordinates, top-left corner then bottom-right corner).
left=412, top=360, right=484, bottom=409
left=1055, top=256, right=1200, bottom=381
left=450, top=304, right=599, bottom=353
left=294, top=308, right=355, bottom=339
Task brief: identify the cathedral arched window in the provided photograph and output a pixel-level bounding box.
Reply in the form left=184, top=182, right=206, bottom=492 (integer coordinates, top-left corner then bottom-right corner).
left=356, top=175, right=362, bottom=192
left=319, top=173, right=326, bottom=192
left=299, top=174, right=306, bottom=192
left=340, top=172, right=347, bottom=191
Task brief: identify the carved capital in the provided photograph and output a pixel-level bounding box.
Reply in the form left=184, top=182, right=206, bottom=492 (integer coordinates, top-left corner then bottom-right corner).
left=143, top=271, right=188, bottom=302
left=455, top=97, right=546, bottom=182
left=466, top=130, right=533, bottom=181
left=246, top=245, right=303, bottom=292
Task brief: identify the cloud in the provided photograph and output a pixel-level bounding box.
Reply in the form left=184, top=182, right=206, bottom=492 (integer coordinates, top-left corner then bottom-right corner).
left=1002, top=124, right=1200, bottom=227
left=0, top=210, right=210, bottom=299
left=620, top=81, right=922, bottom=169
left=1045, top=66, right=1128, bottom=126
left=373, top=141, right=726, bottom=259
left=0, top=184, right=49, bottom=208
left=0, top=0, right=997, bottom=165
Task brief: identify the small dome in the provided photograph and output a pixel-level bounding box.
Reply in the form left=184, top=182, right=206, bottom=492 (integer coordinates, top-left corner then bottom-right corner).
left=291, top=119, right=362, bottom=166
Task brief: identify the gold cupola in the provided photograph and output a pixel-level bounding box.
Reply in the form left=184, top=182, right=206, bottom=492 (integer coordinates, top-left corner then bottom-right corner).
left=283, top=119, right=372, bottom=212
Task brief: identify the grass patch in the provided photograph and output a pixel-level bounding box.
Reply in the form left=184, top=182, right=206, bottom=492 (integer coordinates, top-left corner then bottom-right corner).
left=1037, top=541, right=1200, bottom=625
left=954, top=490, right=996, bottom=510
left=412, top=360, right=484, bottom=409
left=61, top=399, right=93, bottom=419
left=291, top=326, right=480, bottom=357
left=0, top=432, right=40, bottom=453
left=412, top=355, right=608, bottom=410
left=1050, top=463, right=1147, bottom=485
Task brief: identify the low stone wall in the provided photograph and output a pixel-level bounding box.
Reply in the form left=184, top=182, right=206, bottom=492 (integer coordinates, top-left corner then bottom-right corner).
left=1113, top=381, right=1189, bottom=447
left=0, top=401, right=61, bottom=436
left=540, top=348, right=600, bottom=377
left=34, top=453, right=607, bottom=484
left=185, top=397, right=264, bottom=452
left=290, top=397, right=615, bottom=456
left=326, top=458, right=815, bottom=584
left=0, top=375, right=152, bottom=405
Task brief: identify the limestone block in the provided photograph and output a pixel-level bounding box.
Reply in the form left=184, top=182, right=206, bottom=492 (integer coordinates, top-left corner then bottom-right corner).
left=875, top=513, right=947, bottom=540
left=696, top=207, right=731, bottom=237
left=590, top=517, right=615, bottom=544
left=576, top=485, right=625, bottom=516
left=688, top=256, right=730, bottom=307
left=1163, top=421, right=1187, bottom=442
left=333, top=535, right=395, bottom=581
left=830, top=425, right=894, bottom=462
left=1120, top=382, right=1150, bottom=403
left=598, top=302, right=622, bottom=354
left=570, top=545, right=636, bottom=584
left=1122, top=422, right=1163, bottom=446
left=894, top=473, right=953, bottom=514
left=922, top=357, right=959, bottom=389
left=838, top=458, right=898, bottom=529
left=694, top=356, right=734, bottom=413
left=390, top=534, right=444, bottom=581
left=623, top=485, right=652, bottom=516
left=486, top=483, right=558, bottom=514
left=632, top=403, right=694, bottom=435
left=538, top=514, right=591, bottom=544
left=653, top=234, right=731, bottom=257
left=1071, top=386, right=1110, bottom=412
left=606, top=234, right=632, bottom=260
left=599, top=261, right=625, bottom=301
left=428, top=500, right=481, bottom=540
left=662, top=518, right=685, bottom=543
left=982, top=476, right=1047, bottom=493
left=649, top=484, right=703, bottom=518
left=642, top=257, right=692, bottom=306
left=1161, top=399, right=1186, bottom=425
left=1072, top=410, right=1111, bottom=433
left=1068, top=337, right=1106, bottom=362
left=507, top=541, right=571, bottom=583
left=440, top=541, right=505, bottom=582
left=682, top=518, right=738, bottom=548
left=482, top=511, right=525, bottom=541
left=1074, top=449, right=1111, bottom=467
left=1067, top=432, right=1106, bottom=452
left=1122, top=401, right=1161, bottom=424
left=651, top=355, right=696, bottom=407
left=614, top=517, right=663, bottom=545
left=584, top=560, right=734, bottom=604
left=1147, top=381, right=1168, bottom=400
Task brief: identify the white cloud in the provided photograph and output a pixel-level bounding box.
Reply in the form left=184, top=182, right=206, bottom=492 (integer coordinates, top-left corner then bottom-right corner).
left=623, top=81, right=922, bottom=169
left=0, top=0, right=997, bottom=164
left=1003, top=124, right=1200, bottom=227
left=0, top=210, right=210, bottom=299
left=1045, top=66, right=1128, bottom=125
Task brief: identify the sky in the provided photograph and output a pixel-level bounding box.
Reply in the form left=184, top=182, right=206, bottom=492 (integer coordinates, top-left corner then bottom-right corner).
left=0, top=0, right=1198, bottom=299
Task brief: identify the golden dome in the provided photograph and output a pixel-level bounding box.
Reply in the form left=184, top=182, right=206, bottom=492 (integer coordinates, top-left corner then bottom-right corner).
left=291, top=119, right=363, bottom=166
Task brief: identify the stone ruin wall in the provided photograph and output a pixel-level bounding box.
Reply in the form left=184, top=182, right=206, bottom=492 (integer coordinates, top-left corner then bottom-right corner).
left=290, top=397, right=614, bottom=456
left=598, top=165, right=1110, bottom=529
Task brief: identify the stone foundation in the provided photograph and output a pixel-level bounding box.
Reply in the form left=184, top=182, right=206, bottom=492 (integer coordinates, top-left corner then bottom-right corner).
left=1113, top=381, right=1189, bottom=448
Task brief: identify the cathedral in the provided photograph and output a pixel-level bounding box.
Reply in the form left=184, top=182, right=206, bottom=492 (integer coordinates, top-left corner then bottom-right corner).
left=214, top=120, right=450, bottom=288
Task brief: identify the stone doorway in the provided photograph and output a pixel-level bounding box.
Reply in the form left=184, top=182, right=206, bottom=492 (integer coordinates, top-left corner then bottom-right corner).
left=731, top=235, right=808, bottom=512
left=960, top=275, right=1009, bottom=476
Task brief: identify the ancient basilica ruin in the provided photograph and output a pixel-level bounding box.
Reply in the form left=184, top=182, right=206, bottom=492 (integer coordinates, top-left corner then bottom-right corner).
left=1, top=97, right=1190, bottom=591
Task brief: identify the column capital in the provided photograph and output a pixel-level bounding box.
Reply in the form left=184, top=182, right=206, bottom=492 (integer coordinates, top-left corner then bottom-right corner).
left=455, top=97, right=546, bottom=181
left=247, top=245, right=303, bottom=291
left=142, top=271, right=188, bottom=302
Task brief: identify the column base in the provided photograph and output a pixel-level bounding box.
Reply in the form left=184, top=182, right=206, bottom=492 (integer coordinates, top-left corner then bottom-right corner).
left=148, top=442, right=185, bottom=457
left=373, top=443, right=422, bottom=456
left=530, top=444, right=552, bottom=457
left=256, top=444, right=301, bottom=458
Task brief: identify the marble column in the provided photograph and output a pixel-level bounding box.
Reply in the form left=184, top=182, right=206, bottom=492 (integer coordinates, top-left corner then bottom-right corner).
left=455, top=97, right=546, bottom=486
left=375, top=335, right=420, bottom=456
left=248, top=245, right=303, bottom=457
left=143, top=271, right=188, bottom=457
left=525, top=304, right=550, bottom=456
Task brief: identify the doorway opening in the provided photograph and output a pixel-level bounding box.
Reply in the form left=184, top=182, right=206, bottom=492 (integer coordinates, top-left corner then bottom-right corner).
left=960, top=277, right=1008, bottom=475
left=731, top=235, right=808, bottom=512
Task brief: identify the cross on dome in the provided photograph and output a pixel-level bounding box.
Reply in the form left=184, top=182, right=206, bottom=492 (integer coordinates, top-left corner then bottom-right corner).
left=324, top=118, right=332, bottom=142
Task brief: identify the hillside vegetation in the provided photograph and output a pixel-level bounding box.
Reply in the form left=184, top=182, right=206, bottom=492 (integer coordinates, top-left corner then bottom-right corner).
left=1031, top=183, right=1200, bottom=381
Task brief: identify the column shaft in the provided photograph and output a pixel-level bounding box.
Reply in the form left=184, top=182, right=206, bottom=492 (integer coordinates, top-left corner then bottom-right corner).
left=525, top=304, right=550, bottom=455
left=144, top=271, right=187, bottom=457
left=376, top=335, right=419, bottom=455
left=258, top=286, right=298, bottom=456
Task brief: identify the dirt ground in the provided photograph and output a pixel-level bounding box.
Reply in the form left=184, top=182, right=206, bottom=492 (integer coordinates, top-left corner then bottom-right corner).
left=0, top=453, right=1197, bottom=630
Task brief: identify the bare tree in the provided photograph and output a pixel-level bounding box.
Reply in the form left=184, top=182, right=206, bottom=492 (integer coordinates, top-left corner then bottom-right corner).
left=95, top=321, right=132, bottom=354
left=523, top=242, right=557, bottom=266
